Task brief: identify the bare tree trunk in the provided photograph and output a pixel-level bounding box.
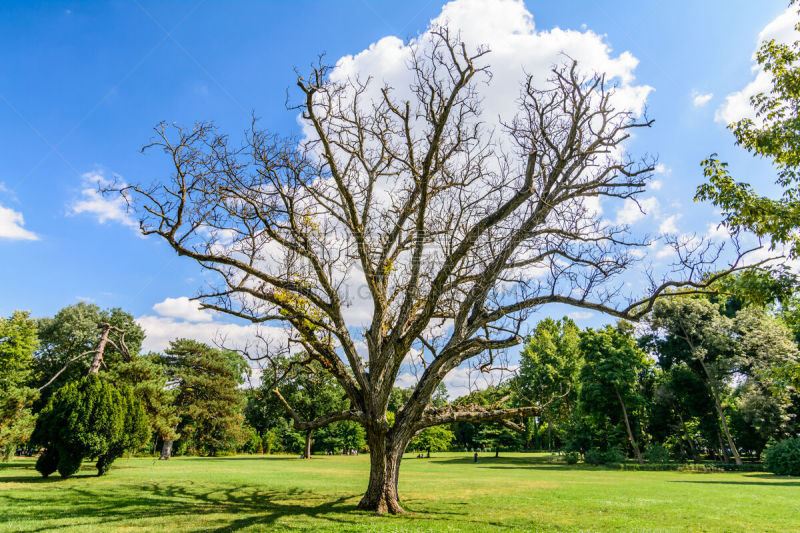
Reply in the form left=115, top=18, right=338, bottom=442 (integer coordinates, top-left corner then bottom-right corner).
left=87, top=324, right=111, bottom=375
left=358, top=429, right=404, bottom=514
left=696, top=359, right=742, bottom=465
left=717, top=432, right=730, bottom=463
left=547, top=417, right=552, bottom=452
left=304, top=429, right=313, bottom=459
left=676, top=411, right=698, bottom=461
left=160, top=423, right=179, bottom=460
left=614, top=386, right=643, bottom=465
left=713, top=394, right=741, bottom=464
left=680, top=330, right=743, bottom=466
left=160, top=439, right=174, bottom=460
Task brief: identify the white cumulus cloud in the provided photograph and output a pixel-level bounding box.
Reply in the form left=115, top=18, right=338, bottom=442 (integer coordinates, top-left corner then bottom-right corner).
left=659, top=214, right=681, bottom=235
left=716, top=6, right=799, bottom=124
left=136, top=314, right=287, bottom=354
left=706, top=222, right=731, bottom=241
left=69, top=171, right=138, bottom=229
left=152, top=296, right=214, bottom=322
left=616, top=197, right=659, bottom=225
left=313, top=0, right=652, bottom=141
left=0, top=203, right=38, bottom=241
left=691, top=90, right=713, bottom=107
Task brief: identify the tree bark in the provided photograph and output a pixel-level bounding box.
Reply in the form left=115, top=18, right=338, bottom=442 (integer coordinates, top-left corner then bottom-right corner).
left=160, top=439, right=174, bottom=460
left=87, top=324, right=111, bottom=375
left=676, top=411, right=698, bottom=460
left=304, top=429, right=313, bottom=459
left=717, top=432, right=730, bottom=463
left=357, top=430, right=405, bottom=514
left=696, top=358, right=742, bottom=465
left=614, top=386, right=643, bottom=465
left=159, top=423, right=180, bottom=460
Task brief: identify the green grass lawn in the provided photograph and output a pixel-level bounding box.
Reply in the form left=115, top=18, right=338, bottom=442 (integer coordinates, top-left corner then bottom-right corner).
left=1, top=452, right=798, bottom=532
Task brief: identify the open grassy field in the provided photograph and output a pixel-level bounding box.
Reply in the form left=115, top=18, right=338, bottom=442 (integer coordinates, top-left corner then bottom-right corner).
left=1, top=452, right=798, bottom=532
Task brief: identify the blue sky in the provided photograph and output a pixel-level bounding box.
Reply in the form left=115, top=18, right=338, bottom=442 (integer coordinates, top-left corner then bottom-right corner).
left=0, top=1, right=793, bottom=390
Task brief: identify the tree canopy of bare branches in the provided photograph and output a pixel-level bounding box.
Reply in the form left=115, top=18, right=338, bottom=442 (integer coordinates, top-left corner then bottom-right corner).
left=116, top=29, right=765, bottom=513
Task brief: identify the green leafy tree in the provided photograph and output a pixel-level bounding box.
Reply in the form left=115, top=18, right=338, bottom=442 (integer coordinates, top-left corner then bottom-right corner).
left=408, top=425, right=454, bottom=457
left=517, top=317, right=582, bottom=450
left=387, top=387, right=414, bottom=413
left=729, top=307, right=799, bottom=457
left=31, top=375, right=148, bottom=477
left=712, top=267, right=799, bottom=314
left=108, top=354, right=179, bottom=454
left=696, top=3, right=800, bottom=256
left=649, top=296, right=799, bottom=463
left=0, top=311, right=39, bottom=460
left=392, top=384, right=452, bottom=457
left=579, top=324, right=651, bottom=464
left=450, top=385, right=526, bottom=453
left=475, top=422, right=523, bottom=457
left=648, top=297, right=743, bottom=464
left=157, top=339, right=248, bottom=458
left=277, top=361, right=350, bottom=457
left=648, top=365, right=715, bottom=461
left=244, top=387, right=286, bottom=432
left=316, top=420, right=367, bottom=453
left=34, top=303, right=144, bottom=399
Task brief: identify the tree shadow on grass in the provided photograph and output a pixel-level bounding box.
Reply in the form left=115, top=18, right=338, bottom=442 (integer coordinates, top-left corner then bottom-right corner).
left=0, top=474, right=98, bottom=483
left=0, top=461, right=35, bottom=471
left=0, top=462, right=102, bottom=483
left=0, top=480, right=370, bottom=532
left=0, top=471, right=504, bottom=532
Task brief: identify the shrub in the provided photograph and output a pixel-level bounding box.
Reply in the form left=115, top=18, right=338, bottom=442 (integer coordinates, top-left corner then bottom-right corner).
left=239, top=426, right=264, bottom=454
left=31, top=375, right=149, bottom=478
left=214, top=450, right=237, bottom=457
left=564, top=451, right=579, bottom=464
left=34, top=447, right=58, bottom=477
left=263, top=429, right=281, bottom=454
left=765, top=437, right=800, bottom=476
left=584, top=448, right=604, bottom=465
left=602, top=445, right=625, bottom=465
left=96, top=384, right=149, bottom=475
left=645, top=443, right=670, bottom=464
left=57, top=449, right=83, bottom=478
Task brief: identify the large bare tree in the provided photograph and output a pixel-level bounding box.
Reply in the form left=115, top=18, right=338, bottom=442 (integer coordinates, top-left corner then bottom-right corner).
left=117, top=29, right=763, bottom=513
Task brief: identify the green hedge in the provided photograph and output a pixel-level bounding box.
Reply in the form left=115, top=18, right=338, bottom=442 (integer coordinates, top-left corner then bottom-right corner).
left=616, top=462, right=765, bottom=472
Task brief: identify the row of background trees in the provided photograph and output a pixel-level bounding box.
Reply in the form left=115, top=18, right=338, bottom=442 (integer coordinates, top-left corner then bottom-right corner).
left=2, top=264, right=799, bottom=466
left=515, top=268, right=800, bottom=465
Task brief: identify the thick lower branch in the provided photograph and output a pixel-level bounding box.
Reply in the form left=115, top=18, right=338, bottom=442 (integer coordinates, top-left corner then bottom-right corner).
left=415, top=404, right=540, bottom=431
